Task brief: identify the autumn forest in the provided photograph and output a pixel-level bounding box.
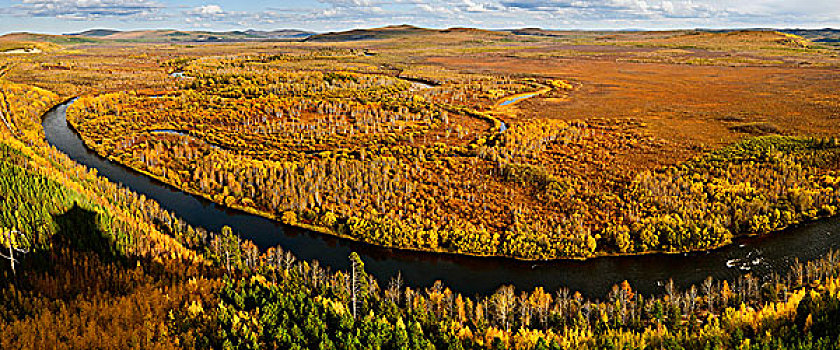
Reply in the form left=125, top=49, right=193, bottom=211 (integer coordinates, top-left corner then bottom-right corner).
left=1, top=26, right=840, bottom=349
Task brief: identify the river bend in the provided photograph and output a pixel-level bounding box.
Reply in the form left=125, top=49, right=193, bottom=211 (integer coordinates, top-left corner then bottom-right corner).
left=43, top=99, right=840, bottom=297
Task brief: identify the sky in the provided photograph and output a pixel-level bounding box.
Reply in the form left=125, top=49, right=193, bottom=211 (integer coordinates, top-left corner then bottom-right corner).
left=0, top=0, right=838, bottom=34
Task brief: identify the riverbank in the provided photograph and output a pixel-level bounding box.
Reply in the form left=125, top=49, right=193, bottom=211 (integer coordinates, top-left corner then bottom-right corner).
left=60, top=96, right=840, bottom=262
left=42, top=95, right=840, bottom=297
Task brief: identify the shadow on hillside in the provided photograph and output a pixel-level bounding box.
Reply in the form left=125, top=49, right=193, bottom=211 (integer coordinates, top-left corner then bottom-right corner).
left=52, top=203, right=118, bottom=261
left=0, top=203, right=120, bottom=287
left=1, top=202, right=216, bottom=290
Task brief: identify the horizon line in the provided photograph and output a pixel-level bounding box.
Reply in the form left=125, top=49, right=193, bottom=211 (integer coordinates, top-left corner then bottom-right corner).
left=2, top=24, right=839, bottom=37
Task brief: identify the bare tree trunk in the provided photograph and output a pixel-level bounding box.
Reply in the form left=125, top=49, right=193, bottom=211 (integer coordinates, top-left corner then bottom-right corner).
left=351, top=259, right=357, bottom=319
left=0, top=98, right=16, bottom=136
left=1, top=229, right=26, bottom=276
left=7, top=240, right=14, bottom=275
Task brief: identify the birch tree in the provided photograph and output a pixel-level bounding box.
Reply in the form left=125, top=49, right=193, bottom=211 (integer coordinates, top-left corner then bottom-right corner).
left=0, top=228, right=29, bottom=275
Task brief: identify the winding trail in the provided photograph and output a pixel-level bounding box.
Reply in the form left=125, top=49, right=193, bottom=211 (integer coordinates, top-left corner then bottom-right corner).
left=43, top=99, right=840, bottom=298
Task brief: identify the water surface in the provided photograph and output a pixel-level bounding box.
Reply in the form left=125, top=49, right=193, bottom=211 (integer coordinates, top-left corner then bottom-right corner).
left=43, top=100, right=840, bottom=298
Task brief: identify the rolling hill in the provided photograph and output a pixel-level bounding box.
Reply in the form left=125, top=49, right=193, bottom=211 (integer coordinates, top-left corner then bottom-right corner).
left=64, top=29, right=315, bottom=42
left=305, top=24, right=508, bottom=42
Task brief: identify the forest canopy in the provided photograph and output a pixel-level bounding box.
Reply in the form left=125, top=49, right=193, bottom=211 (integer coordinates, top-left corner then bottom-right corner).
left=1, top=28, right=840, bottom=349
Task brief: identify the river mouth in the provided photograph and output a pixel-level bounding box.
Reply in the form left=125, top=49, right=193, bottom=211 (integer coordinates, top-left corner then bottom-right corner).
left=43, top=99, right=840, bottom=298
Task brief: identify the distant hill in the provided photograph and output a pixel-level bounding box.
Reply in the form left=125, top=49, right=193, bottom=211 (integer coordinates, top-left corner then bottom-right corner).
left=305, top=24, right=507, bottom=42
left=780, top=29, right=840, bottom=46
left=68, top=29, right=122, bottom=37
left=0, top=33, right=88, bottom=53
left=0, top=32, right=97, bottom=45
left=659, top=30, right=815, bottom=49
left=243, top=29, right=314, bottom=39
left=64, top=29, right=315, bottom=42
left=13, top=26, right=838, bottom=46
left=505, top=28, right=570, bottom=37
left=305, top=25, right=435, bottom=42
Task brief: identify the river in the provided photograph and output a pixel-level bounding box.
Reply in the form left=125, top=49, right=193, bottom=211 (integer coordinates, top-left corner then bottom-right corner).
left=498, top=93, right=540, bottom=107
left=43, top=99, right=840, bottom=298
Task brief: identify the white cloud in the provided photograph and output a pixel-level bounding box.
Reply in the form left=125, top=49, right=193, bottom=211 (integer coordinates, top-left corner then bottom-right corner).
left=319, top=0, right=377, bottom=6
left=14, top=0, right=165, bottom=20
left=4, top=0, right=840, bottom=30
left=191, top=4, right=223, bottom=15
left=183, top=3, right=255, bottom=27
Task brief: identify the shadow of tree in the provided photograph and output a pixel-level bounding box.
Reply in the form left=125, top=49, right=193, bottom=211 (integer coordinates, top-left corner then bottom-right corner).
left=2, top=201, right=216, bottom=296
left=0, top=202, right=125, bottom=296
left=52, top=203, right=117, bottom=261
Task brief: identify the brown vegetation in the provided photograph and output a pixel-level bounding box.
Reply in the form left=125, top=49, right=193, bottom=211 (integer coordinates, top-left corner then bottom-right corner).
left=3, top=28, right=840, bottom=260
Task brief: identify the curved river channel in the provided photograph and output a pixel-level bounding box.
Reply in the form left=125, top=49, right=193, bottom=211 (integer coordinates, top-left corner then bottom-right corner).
left=43, top=100, right=840, bottom=298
